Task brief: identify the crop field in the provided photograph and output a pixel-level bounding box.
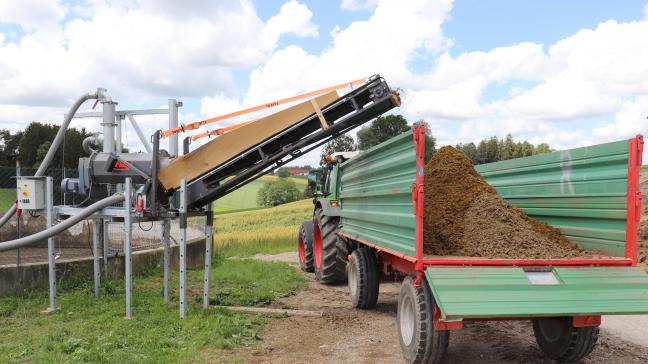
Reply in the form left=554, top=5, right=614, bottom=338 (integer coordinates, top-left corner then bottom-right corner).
left=213, top=175, right=307, bottom=214
left=214, top=199, right=312, bottom=257
left=0, top=257, right=306, bottom=363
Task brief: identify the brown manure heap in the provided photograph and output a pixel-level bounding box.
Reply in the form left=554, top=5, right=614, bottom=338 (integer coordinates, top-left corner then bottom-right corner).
left=423, top=146, right=584, bottom=259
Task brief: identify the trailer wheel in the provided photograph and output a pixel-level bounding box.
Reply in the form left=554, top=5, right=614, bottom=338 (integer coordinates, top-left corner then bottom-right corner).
left=397, top=276, right=449, bottom=364
left=347, top=247, right=379, bottom=309
left=298, top=221, right=314, bottom=272
left=313, top=208, right=345, bottom=284
left=533, top=317, right=599, bottom=362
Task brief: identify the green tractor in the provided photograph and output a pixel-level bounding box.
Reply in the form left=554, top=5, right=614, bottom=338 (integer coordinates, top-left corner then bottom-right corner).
left=297, top=152, right=358, bottom=283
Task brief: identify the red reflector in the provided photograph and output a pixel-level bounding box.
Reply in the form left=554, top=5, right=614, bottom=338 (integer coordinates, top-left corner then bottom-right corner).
left=114, top=161, right=130, bottom=171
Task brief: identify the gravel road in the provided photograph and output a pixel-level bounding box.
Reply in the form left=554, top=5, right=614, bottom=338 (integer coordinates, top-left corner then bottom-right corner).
left=224, top=252, right=648, bottom=364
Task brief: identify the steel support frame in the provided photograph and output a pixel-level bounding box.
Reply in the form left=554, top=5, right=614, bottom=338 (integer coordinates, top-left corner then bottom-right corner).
left=161, top=218, right=171, bottom=304
left=203, top=203, right=214, bottom=309
left=124, top=178, right=133, bottom=318
left=179, top=179, right=188, bottom=318
left=45, top=177, right=57, bottom=312
left=92, top=219, right=101, bottom=297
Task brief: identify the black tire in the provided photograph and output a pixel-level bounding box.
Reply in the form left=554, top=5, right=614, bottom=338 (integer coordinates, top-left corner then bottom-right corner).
left=313, top=208, right=345, bottom=284
left=397, top=276, right=449, bottom=364
left=533, top=317, right=599, bottom=362
left=335, top=235, right=350, bottom=280
left=298, top=221, right=314, bottom=272
left=348, top=247, right=379, bottom=309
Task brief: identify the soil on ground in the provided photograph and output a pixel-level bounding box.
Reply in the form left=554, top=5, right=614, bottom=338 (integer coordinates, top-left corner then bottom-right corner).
left=219, top=252, right=648, bottom=363
left=423, top=146, right=583, bottom=259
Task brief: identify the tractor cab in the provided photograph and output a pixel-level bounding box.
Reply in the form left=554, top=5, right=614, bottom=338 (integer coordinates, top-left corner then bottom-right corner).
left=308, top=151, right=359, bottom=200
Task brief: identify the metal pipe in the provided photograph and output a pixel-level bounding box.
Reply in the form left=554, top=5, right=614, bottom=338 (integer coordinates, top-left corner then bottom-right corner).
left=0, top=193, right=125, bottom=251
left=0, top=90, right=101, bottom=229
left=102, top=101, right=117, bottom=153
left=126, top=114, right=152, bottom=153
left=82, top=134, right=103, bottom=154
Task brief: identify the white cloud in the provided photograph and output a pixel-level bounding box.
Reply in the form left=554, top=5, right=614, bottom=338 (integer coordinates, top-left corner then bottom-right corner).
left=592, top=96, right=648, bottom=142
left=341, top=0, right=379, bottom=11
left=260, top=0, right=318, bottom=50
left=0, top=0, right=318, bottom=109
left=0, top=0, right=65, bottom=31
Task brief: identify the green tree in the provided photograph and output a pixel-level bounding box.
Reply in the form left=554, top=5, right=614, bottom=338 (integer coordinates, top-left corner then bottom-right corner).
left=414, top=120, right=437, bottom=162
left=320, top=134, right=357, bottom=167
left=455, top=142, right=478, bottom=164
left=256, top=178, right=302, bottom=207
left=357, top=114, right=410, bottom=150
left=534, top=143, right=552, bottom=154
left=276, top=167, right=290, bottom=178
left=13, top=122, right=92, bottom=168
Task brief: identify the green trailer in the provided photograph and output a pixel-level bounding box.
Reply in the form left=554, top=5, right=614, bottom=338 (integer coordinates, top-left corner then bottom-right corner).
left=297, top=125, right=648, bottom=363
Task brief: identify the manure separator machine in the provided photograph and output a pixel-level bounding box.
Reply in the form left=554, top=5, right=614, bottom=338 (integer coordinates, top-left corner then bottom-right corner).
left=0, top=75, right=400, bottom=318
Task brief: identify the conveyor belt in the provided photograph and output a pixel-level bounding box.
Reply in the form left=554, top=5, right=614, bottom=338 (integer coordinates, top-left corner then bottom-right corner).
left=174, top=75, right=399, bottom=209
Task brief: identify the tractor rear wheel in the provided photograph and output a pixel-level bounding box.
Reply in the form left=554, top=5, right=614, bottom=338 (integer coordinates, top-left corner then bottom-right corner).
left=313, top=208, right=345, bottom=284
left=397, top=276, right=449, bottom=364
left=348, top=247, right=379, bottom=309
left=298, top=221, right=314, bottom=272
left=533, top=317, right=599, bottom=362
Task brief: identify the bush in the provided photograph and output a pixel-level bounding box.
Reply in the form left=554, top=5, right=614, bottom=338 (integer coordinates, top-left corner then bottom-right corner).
left=256, top=178, right=302, bottom=207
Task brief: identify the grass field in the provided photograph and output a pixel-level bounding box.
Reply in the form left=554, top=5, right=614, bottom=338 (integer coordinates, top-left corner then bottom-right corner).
left=0, top=257, right=306, bottom=363
left=0, top=188, right=14, bottom=212
left=213, top=175, right=307, bottom=214
left=214, top=199, right=312, bottom=257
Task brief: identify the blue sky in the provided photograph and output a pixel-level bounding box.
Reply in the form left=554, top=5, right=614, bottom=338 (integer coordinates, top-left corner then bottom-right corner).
left=1, top=0, right=647, bottom=166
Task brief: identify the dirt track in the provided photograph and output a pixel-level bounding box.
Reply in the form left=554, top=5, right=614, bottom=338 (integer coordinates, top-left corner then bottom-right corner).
left=223, top=252, right=648, bottom=363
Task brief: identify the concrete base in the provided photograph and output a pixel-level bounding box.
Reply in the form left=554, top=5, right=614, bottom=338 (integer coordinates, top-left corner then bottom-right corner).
left=0, top=237, right=206, bottom=297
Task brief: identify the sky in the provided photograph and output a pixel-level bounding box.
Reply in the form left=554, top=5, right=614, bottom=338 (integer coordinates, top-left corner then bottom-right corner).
left=1, top=0, right=648, bottom=167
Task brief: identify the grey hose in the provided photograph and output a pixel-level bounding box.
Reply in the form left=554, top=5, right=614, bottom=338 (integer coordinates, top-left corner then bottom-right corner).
left=82, top=134, right=103, bottom=154
left=0, top=90, right=103, bottom=229
left=0, top=193, right=125, bottom=251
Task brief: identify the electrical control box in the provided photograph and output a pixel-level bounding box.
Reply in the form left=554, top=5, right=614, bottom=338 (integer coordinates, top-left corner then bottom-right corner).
left=16, top=177, right=45, bottom=210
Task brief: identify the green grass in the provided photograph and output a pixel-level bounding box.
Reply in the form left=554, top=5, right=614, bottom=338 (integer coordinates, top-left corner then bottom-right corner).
left=0, top=188, right=14, bottom=212
left=214, top=199, right=312, bottom=257
left=0, top=258, right=306, bottom=363
left=213, top=176, right=307, bottom=213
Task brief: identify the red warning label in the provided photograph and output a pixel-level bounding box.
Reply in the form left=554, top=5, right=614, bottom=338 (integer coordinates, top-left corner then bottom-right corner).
left=114, top=161, right=130, bottom=171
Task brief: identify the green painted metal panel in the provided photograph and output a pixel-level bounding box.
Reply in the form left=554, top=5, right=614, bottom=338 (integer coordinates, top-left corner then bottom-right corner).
left=475, top=140, right=630, bottom=256
left=338, top=130, right=417, bottom=256
left=426, top=267, right=648, bottom=320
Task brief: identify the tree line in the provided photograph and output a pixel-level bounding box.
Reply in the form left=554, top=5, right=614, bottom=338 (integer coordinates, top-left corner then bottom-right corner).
left=320, top=114, right=553, bottom=166
left=455, top=134, right=552, bottom=165
left=0, top=122, right=92, bottom=169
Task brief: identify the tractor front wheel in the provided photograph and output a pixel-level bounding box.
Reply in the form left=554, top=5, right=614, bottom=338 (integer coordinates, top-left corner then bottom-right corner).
left=313, top=208, right=345, bottom=284
left=298, top=221, right=314, bottom=272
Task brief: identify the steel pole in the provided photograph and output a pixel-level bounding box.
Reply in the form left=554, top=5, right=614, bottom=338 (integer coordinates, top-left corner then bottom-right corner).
left=162, top=218, right=171, bottom=304
left=103, top=219, right=109, bottom=277
left=92, top=219, right=101, bottom=297
left=116, top=115, right=123, bottom=152
left=124, top=178, right=133, bottom=318
left=102, top=101, right=117, bottom=153
left=168, top=99, right=180, bottom=156
left=46, top=177, right=57, bottom=312
left=203, top=204, right=213, bottom=309
left=179, top=179, right=187, bottom=318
